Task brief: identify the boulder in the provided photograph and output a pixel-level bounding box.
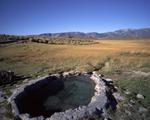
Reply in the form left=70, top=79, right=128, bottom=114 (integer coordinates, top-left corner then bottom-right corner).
left=136, top=94, right=145, bottom=99
left=0, top=70, right=14, bottom=85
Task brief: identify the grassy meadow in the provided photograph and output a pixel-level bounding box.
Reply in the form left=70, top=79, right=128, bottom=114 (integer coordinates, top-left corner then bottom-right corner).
left=0, top=40, right=149, bottom=76
left=0, top=40, right=150, bottom=119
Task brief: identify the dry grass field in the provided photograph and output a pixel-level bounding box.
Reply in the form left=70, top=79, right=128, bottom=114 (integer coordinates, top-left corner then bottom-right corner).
left=0, top=40, right=149, bottom=76
left=0, top=40, right=150, bottom=120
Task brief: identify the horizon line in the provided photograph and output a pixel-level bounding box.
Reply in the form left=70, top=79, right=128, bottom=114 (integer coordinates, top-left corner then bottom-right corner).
left=0, top=27, right=150, bottom=36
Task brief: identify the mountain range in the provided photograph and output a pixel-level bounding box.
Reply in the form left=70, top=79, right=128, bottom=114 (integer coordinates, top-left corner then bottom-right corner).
left=39, top=28, right=150, bottom=39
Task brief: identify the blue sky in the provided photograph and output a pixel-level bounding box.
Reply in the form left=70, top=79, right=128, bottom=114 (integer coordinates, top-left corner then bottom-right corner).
left=0, top=0, right=150, bottom=35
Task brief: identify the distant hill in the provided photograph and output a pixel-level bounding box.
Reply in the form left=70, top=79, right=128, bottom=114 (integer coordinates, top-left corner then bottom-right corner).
left=1, top=28, right=150, bottom=43
left=39, top=28, right=150, bottom=39
left=98, top=28, right=150, bottom=39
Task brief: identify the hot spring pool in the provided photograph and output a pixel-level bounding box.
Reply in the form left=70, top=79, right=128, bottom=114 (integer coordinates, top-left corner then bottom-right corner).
left=15, top=74, right=95, bottom=118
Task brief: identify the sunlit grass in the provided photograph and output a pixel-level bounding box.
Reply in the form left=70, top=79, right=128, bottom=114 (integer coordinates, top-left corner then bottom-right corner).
left=0, top=40, right=150, bottom=76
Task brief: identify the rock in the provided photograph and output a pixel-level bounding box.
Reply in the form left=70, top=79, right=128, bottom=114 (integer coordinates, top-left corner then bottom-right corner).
left=114, top=86, right=118, bottom=89
left=19, top=114, right=30, bottom=120
left=125, top=110, right=131, bottom=115
left=130, top=99, right=136, bottom=104
left=128, top=103, right=133, bottom=107
left=62, top=70, right=79, bottom=77
left=19, top=114, right=45, bottom=120
left=136, top=94, right=145, bottom=99
left=74, top=71, right=81, bottom=76
left=0, top=70, right=14, bottom=85
left=37, top=76, right=41, bottom=78
left=105, top=78, right=113, bottom=82
left=10, top=89, right=15, bottom=93
left=82, top=72, right=88, bottom=75
left=99, top=74, right=104, bottom=77
left=116, top=104, right=120, bottom=109
left=124, top=91, right=131, bottom=95
left=30, top=116, right=44, bottom=120
left=62, top=72, right=70, bottom=77
left=113, top=92, right=124, bottom=101
left=23, top=79, right=28, bottom=83
left=69, top=70, right=76, bottom=75
left=51, top=74, right=61, bottom=78
left=138, top=107, right=148, bottom=113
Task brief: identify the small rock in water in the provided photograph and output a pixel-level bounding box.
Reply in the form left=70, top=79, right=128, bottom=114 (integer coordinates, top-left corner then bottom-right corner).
left=136, top=94, right=144, bottom=99
left=138, top=107, right=148, bottom=113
